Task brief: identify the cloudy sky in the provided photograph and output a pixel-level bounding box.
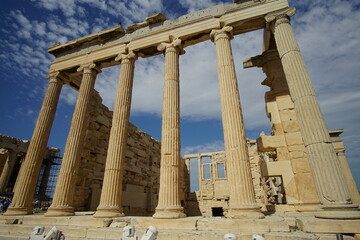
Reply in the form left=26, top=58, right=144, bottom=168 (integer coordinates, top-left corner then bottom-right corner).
left=0, top=0, right=359, bottom=188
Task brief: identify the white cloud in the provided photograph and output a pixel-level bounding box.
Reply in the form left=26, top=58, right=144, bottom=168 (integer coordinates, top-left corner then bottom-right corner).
left=180, top=0, right=226, bottom=13
left=32, top=0, right=77, bottom=17
left=182, top=141, right=225, bottom=155
left=33, top=22, right=46, bottom=36
left=60, top=85, right=78, bottom=106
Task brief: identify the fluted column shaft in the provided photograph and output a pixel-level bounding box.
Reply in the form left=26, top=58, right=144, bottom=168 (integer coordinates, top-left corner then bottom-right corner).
left=5, top=74, right=63, bottom=216
left=153, top=38, right=186, bottom=219
left=46, top=63, right=100, bottom=217
left=266, top=8, right=360, bottom=219
left=210, top=26, right=263, bottom=219
left=94, top=51, right=137, bottom=218
left=0, top=150, right=17, bottom=192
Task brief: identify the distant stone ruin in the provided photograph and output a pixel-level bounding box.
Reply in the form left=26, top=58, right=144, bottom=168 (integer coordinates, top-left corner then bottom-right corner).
left=0, top=134, right=60, bottom=198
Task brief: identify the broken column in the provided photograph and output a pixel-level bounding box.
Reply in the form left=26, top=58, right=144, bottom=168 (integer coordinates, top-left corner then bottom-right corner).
left=46, top=63, right=101, bottom=217
left=5, top=73, right=63, bottom=216
left=265, top=8, right=360, bottom=219
left=210, top=26, right=263, bottom=219
left=94, top=51, right=137, bottom=218
left=153, top=38, right=186, bottom=219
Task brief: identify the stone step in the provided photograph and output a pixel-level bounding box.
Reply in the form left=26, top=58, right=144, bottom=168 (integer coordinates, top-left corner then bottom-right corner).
left=0, top=212, right=111, bottom=228
left=0, top=214, right=294, bottom=232
left=0, top=214, right=357, bottom=240
left=0, top=223, right=319, bottom=240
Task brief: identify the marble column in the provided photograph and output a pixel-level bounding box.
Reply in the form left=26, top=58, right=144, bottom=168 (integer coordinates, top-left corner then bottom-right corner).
left=4, top=73, right=63, bottom=216
left=45, top=63, right=100, bottom=217
left=153, top=38, right=186, bottom=219
left=210, top=26, right=264, bottom=219
left=0, top=149, right=17, bottom=192
left=94, top=51, right=137, bottom=218
left=265, top=8, right=360, bottom=219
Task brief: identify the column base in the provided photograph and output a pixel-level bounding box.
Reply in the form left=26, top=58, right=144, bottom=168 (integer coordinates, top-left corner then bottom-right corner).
left=226, top=204, right=265, bottom=219
left=153, top=206, right=186, bottom=219
left=93, top=206, right=125, bottom=218
left=3, top=206, right=32, bottom=216
left=315, top=204, right=360, bottom=219
left=45, top=206, right=75, bottom=217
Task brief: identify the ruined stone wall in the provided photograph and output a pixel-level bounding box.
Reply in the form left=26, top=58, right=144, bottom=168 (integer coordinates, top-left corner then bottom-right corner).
left=74, top=91, right=161, bottom=216
left=248, top=140, right=267, bottom=206
left=184, top=140, right=264, bottom=217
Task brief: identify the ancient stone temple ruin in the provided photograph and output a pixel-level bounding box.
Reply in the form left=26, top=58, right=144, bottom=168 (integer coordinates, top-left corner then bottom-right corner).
left=1, top=0, right=359, bottom=239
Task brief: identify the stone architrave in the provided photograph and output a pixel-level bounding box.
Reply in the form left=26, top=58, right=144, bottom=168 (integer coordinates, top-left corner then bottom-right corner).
left=265, top=8, right=360, bottom=219
left=210, top=26, right=264, bottom=219
left=4, top=73, right=63, bottom=216
left=153, top=38, right=186, bottom=219
left=0, top=149, right=17, bottom=192
left=94, top=50, right=137, bottom=218
left=45, top=63, right=101, bottom=217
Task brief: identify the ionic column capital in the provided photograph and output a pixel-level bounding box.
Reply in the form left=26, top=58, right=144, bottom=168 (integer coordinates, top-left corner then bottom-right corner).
left=210, top=26, right=234, bottom=42
left=115, top=50, right=138, bottom=64
left=265, top=8, right=296, bottom=32
left=46, top=71, right=64, bottom=84
left=157, top=38, right=185, bottom=55
left=77, top=62, right=101, bottom=74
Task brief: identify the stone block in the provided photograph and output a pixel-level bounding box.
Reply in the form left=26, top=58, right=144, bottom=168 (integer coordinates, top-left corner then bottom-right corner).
left=288, top=144, right=305, bottom=152
left=294, top=173, right=319, bottom=203
left=261, top=160, right=292, bottom=178
left=85, top=228, right=106, bottom=238
left=279, top=109, right=297, bottom=122
left=276, top=95, right=294, bottom=110
left=196, top=217, right=290, bottom=232
left=122, top=191, right=147, bottom=208
left=272, top=123, right=284, bottom=135
left=283, top=178, right=300, bottom=204
left=291, top=158, right=311, bottom=173
left=94, top=115, right=110, bottom=127
left=266, top=101, right=281, bottom=123
left=60, top=227, right=87, bottom=238
left=283, top=120, right=300, bottom=133
left=126, top=184, right=144, bottom=192
left=277, top=147, right=290, bottom=161
left=257, top=135, right=286, bottom=152
left=296, top=217, right=360, bottom=234
left=134, top=217, right=197, bottom=230
left=289, top=150, right=306, bottom=159
left=285, top=132, right=304, bottom=146
left=317, top=234, right=355, bottom=240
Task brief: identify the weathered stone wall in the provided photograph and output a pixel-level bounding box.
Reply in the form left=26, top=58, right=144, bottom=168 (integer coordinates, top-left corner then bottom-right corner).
left=74, top=90, right=161, bottom=216
left=184, top=140, right=264, bottom=217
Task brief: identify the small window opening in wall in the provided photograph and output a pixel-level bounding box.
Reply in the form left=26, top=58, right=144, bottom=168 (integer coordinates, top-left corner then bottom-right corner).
left=212, top=207, right=224, bottom=217
left=201, top=156, right=212, bottom=164
left=189, top=158, right=199, bottom=192
left=217, top=163, right=225, bottom=178
left=203, top=164, right=211, bottom=180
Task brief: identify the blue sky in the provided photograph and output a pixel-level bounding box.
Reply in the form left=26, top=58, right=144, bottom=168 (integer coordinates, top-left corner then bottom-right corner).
left=0, top=0, right=359, bottom=189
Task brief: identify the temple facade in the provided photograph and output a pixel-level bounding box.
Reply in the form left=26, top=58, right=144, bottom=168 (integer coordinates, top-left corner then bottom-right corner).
left=2, top=0, right=359, bottom=225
